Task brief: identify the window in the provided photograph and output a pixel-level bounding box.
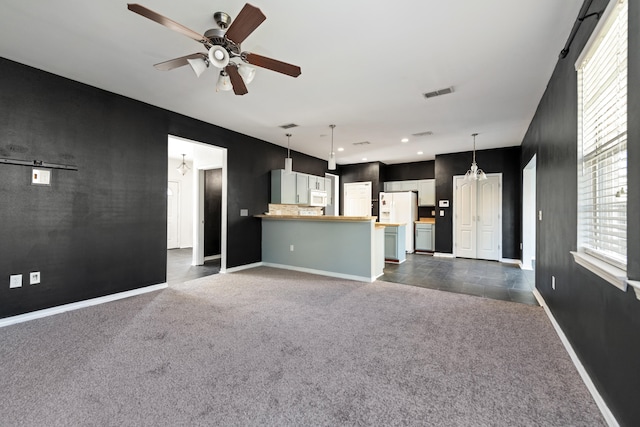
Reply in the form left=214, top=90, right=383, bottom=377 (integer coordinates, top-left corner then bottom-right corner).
left=573, top=0, right=627, bottom=289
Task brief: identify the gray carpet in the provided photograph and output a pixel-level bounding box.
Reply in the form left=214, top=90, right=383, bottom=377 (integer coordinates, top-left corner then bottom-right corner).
left=0, top=267, right=604, bottom=426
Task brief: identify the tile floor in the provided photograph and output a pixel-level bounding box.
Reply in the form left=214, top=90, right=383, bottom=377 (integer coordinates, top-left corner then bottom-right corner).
left=379, top=253, right=538, bottom=306
left=168, top=249, right=538, bottom=306
left=167, top=248, right=221, bottom=285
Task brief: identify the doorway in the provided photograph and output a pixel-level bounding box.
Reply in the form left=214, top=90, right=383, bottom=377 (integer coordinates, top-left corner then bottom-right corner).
left=522, top=156, right=536, bottom=270
left=453, top=174, right=502, bottom=261
left=167, top=135, right=227, bottom=285
left=344, top=181, right=372, bottom=216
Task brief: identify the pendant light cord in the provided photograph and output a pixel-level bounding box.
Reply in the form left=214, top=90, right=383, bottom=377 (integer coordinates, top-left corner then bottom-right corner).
left=286, top=133, right=291, bottom=158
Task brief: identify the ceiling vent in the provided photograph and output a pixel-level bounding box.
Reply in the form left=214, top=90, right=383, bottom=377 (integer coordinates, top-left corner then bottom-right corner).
left=411, top=131, right=434, bottom=137
left=423, top=87, right=453, bottom=99
left=279, top=123, right=299, bottom=129
left=352, top=141, right=371, bottom=146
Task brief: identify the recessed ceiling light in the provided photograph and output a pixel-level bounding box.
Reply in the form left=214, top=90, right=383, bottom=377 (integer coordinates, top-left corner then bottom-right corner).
left=337, top=147, right=344, bottom=152
left=401, top=138, right=409, bottom=143
left=417, top=151, right=424, bottom=155
left=362, top=157, right=367, bottom=161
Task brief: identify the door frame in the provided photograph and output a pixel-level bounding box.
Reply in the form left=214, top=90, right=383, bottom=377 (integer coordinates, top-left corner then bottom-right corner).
left=452, top=173, right=502, bottom=260
left=522, top=155, right=536, bottom=270
left=167, top=180, right=180, bottom=249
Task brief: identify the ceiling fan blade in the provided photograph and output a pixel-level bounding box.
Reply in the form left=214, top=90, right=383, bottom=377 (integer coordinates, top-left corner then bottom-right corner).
left=224, top=3, right=266, bottom=45
left=226, top=65, right=248, bottom=95
left=153, top=53, right=206, bottom=71
left=127, top=4, right=209, bottom=44
left=243, top=53, right=301, bottom=78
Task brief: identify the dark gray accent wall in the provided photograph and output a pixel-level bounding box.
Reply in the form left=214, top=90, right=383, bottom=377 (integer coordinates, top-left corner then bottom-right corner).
left=0, top=57, right=328, bottom=319
left=521, top=0, right=640, bottom=425
left=434, top=147, right=521, bottom=259
left=384, top=160, right=434, bottom=181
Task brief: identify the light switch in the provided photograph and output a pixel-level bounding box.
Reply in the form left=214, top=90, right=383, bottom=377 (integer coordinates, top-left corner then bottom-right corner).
left=439, top=210, right=445, bottom=217
left=10, top=274, right=22, bottom=289
left=538, top=210, right=543, bottom=221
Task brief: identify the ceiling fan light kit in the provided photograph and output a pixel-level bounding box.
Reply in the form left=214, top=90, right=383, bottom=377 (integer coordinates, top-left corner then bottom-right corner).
left=127, top=3, right=301, bottom=96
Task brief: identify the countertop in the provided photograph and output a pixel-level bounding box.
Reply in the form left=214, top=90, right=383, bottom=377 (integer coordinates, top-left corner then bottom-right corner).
left=377, top=222, right=407, bottom=227
left=415, top=218, right=436, bottom=224
left=255, top=215, right=377, bottom=222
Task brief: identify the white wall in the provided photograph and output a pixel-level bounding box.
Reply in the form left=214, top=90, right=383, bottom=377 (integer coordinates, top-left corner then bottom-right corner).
left=168, top=158, right=194, bottom=248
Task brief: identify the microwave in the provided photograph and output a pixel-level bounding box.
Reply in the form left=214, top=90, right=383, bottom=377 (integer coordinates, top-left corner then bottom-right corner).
left=309, top=189, right=328, bottom=207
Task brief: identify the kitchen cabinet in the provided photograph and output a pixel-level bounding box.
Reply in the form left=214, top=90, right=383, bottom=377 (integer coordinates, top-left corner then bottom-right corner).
left=384, top=225, right=406, bottom=263
left=271, top=170, right=330, bottom=205
left=384, top=179, right=436, bottom=206
left=415, top=223, right=435, bottom=252
left=295, top=173, right=309, bottom=204
left=271, top=169, right=297, bottom=204
left=417, top=179, right=436, bottom=206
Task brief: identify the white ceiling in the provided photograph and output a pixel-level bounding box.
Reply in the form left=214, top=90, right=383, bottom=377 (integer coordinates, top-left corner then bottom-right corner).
left=1, top=0, right=582, bottom=165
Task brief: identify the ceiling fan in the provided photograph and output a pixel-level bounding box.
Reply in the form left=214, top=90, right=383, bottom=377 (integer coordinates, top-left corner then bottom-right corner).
left=127, top=3, right=302, bottom=95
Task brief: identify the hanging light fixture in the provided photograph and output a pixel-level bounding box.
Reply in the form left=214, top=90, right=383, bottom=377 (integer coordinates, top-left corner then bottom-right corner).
left=177, top=154, right=190, bottom=176
left=284, top=133, right=293, bottom=174
left=328, top=124, right=336, bottom=170
left=464, top=133, right=487, bottom=181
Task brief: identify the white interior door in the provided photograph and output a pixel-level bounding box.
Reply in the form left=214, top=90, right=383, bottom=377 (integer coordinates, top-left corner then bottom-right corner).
left=344, top=182, right=372, bottom=216
left=167, top=181, right=179, bottom=249
left=454, top=174, right=501, bottom=261
left=454, top=177, right=476, bottom=258
left=476, top=176, right=501, bottom=260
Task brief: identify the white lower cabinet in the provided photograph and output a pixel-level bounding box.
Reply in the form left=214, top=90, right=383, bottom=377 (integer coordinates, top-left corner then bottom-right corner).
left=384, top=225, right=406, bottom=263
left=415, top=223, right=434, bottom=251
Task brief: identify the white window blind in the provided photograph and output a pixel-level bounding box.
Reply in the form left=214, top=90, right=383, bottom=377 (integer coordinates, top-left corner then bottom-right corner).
left=576, top=0, right=627, bottom=270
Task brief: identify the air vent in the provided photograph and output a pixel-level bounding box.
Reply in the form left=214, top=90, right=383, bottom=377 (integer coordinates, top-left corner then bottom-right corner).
left=279, top=123, right=299, bottom=129
left=352, top=141, right=371, bottom=146
left=423, top=87, right=453, bottom=99
left=411, top=131, right=433, bottom=137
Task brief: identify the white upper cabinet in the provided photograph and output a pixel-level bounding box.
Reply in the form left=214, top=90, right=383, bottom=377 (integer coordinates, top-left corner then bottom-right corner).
left=418, top=179, right=436, bottom=206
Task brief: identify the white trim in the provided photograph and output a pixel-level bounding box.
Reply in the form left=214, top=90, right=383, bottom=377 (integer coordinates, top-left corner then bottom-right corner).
left=575, top=0, right=623, bottom=71
left=500, top=258, right=521, bottom=266
left=571, top=251, right=627, bottom=291
left=434, top=252, right=455, bottom=258
left=533, top=289, right=620, bottom=427
left=0, top=283, right=168, bottom=328
left=204, top=254, right=221, bottom=261
left=221, top=262, right=264, bottom=274
left=262, top=262, right=375, bottom=283
left=626, top=280, right=640, bottom=300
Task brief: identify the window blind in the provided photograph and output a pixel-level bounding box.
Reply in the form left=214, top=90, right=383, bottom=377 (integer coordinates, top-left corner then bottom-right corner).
left=576, top=0, right=627, bottom=269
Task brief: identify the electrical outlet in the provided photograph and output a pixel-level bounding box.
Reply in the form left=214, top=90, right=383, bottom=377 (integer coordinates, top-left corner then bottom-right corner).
left=538, top=210, right=543, bottom=221
left=290, top=245, right=294, bottom=252
left=30, top=271, right=41, bottom=285
left=10, top=274, right=22, bottom=289
left=552, top=275, right=556, bottom=290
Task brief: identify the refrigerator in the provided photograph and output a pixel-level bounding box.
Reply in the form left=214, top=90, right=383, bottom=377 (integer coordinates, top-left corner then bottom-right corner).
left=379, top=191, right=418, bottom=253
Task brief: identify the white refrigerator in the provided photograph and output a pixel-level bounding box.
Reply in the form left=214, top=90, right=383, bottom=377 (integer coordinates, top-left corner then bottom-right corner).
left=379, top=191, right=418, bottom=253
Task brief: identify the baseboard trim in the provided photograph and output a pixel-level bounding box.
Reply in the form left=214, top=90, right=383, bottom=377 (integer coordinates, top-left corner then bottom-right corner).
left=0, top=282, right=168, bottom=329
left=434, top=252, right=455, bottom=258
left=500, top=258, right=521, bottom=266
left=221, top=262, right=264, bottom=274
left=533, top=289, right=619, bottom=427
left=262, top=262, right=374, bottom=283
left=204, top=254, right=221, bottom=261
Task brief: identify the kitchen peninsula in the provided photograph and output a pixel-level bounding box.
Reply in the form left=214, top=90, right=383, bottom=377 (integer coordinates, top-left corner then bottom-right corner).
left=257, top=214, right=385, bottom=282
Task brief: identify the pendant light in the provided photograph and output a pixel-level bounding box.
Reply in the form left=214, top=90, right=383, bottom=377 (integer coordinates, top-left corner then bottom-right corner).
left=328, top=124, right=336, bottom=170
left=177, top=154, right=190, bottom=176
left=284, top=133, right=293, bottom=174
left=464, top=133, right=487, bottom=181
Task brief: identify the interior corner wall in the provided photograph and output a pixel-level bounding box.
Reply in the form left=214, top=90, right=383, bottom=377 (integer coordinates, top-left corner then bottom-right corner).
left=433, top=146, right=521, bottom=259
left=0, top=57, right=329, bottom=319
left=520, top=0, right=640, bottom=425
